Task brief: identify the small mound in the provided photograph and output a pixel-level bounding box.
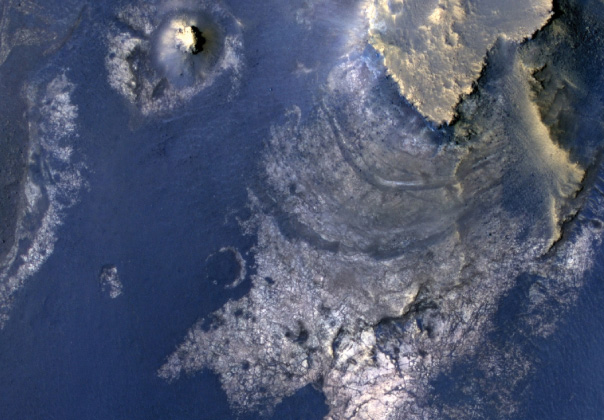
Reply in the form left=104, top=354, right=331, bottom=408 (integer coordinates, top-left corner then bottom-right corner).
left=153, top=11, right=225, bottom=88
left=174, top=25, right=205, bottom=55
left=105, top=0, right=243, bottom=116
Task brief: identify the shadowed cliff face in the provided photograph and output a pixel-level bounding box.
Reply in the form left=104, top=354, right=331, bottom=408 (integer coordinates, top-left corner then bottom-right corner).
left=158, top=1, right=604, bottom=419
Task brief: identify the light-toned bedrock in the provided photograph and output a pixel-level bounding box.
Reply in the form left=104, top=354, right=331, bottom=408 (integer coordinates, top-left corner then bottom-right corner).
left=158, top=32, right=593, bottom=418
left=99, top=265, right=123, bottom=299
left=105, top=0, right=243, bottom=117
left=0, top=73, right=86, bottom=328
left=367, top=0, right=553, bottom=125
left=0, top=0, right=87, bottom=329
